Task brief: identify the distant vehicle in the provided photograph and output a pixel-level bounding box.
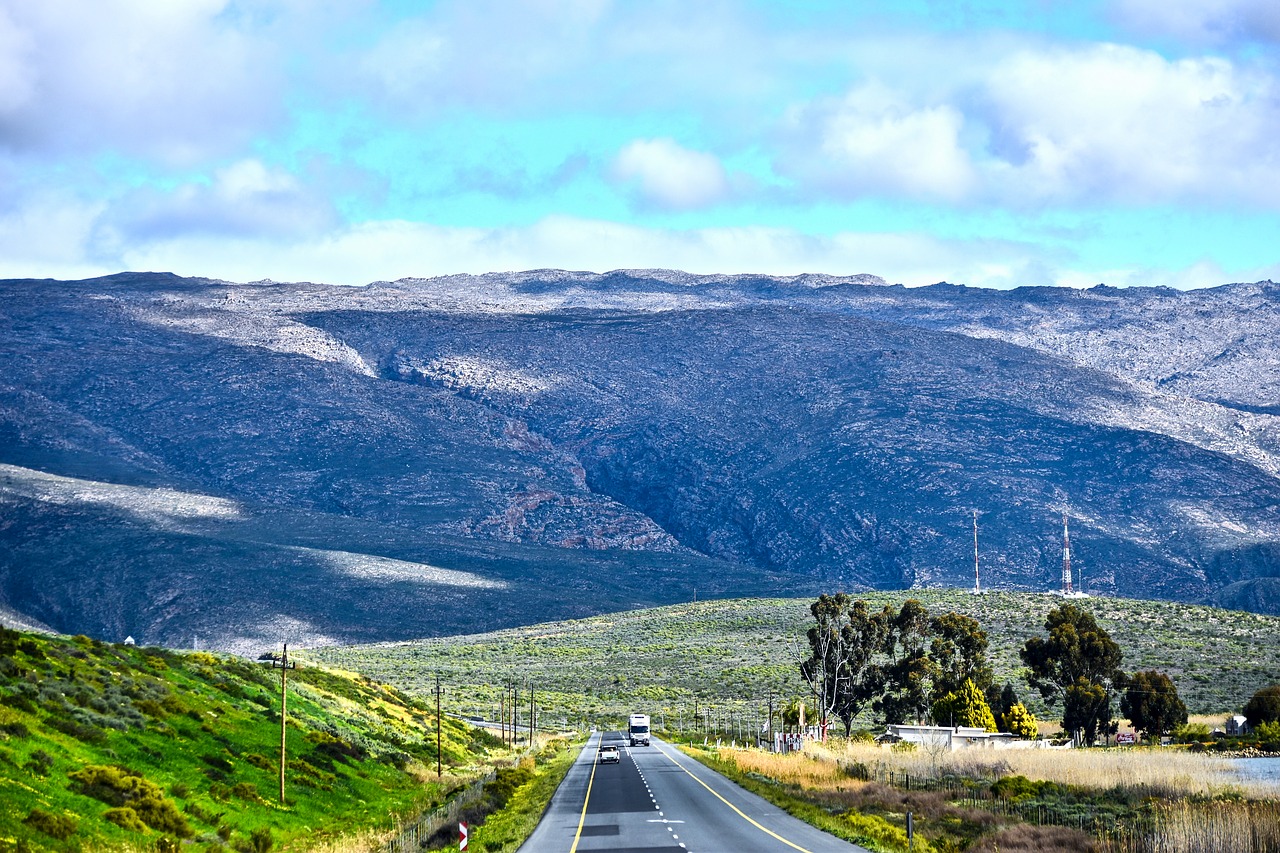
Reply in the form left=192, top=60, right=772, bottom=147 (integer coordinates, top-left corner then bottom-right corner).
left=628, top=713, right=650, bottom=747
left=598, top=745, right=620, bottom=763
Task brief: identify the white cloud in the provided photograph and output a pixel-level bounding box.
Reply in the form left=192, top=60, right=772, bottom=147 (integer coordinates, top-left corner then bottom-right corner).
left=612, top=138, right=732, bottom=210
left=0, top=0, right=282, bottom=164
left=4, top=197, right=1271, bottom=292
left=1111, top=0, right=1280, bottom=45
left=779, top=81, right=977, bottom=202
left=349, top=0, right=612, bottom=114
left=0, top=7, right=34, bottom=113
left=339, top=0, right=834, bottom=123
left=98, top=159, right=338, bottom=246
left=1056, top=258, right=1280, bottom=290
left=981, top=44, right=1280, bottom=205
left=776, top=41, right=1280, bottom=208
left=0, top=189, right=107, bottom=280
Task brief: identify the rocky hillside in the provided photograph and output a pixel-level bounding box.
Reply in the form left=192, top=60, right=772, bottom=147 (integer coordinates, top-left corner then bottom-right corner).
left=2, top=270, right=1278, bottom=648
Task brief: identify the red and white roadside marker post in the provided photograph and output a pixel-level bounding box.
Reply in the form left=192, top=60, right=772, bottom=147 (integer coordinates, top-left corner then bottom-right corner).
left=459, top=821, right=468, bottom=850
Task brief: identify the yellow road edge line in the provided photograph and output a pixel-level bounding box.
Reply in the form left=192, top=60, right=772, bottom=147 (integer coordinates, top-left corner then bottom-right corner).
left=659, top=745, right=814, bottom=853
left=569, top=740, right=600, bottom=853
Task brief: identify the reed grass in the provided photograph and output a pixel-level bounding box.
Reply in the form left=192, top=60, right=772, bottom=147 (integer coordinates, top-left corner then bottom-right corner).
left=711, top=740, right=1280, bottom=851
left=1106, top=801, right=1280, bottom=853
left=808, top=740, right=1271, bottom=798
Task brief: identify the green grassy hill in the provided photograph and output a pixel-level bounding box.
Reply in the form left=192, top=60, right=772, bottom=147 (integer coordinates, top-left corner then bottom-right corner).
left=0, top=627, right=502, bottom=852
left=314, top=591, right=1280, bottom=728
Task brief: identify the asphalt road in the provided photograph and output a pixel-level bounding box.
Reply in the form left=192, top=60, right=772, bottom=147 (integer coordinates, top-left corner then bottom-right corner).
left=517, top=733, right=871, bottom=853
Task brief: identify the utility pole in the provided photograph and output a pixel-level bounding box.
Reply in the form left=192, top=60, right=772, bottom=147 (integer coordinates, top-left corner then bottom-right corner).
left=436, top=674, right=442, bottom=778
left=973, top=510, right=981, bottom=594
left=265, top=643, right=296, bottom=805
left=529, top=683, right=535, bottom=748
left=504, top=681, right=514, bottom=742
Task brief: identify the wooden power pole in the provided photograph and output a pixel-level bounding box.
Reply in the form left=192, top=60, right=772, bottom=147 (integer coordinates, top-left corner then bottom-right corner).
left=436, top=674, right=442, bottom=778
left=265, top=643, right=296, bottom=804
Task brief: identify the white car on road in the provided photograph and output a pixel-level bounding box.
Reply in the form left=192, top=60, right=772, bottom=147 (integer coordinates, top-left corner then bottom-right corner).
left=598, top=745, right=620, bottom=763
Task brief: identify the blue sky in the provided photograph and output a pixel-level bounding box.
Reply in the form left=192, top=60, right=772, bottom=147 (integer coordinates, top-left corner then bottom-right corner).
left=1, top=0, right=1278, bottom=287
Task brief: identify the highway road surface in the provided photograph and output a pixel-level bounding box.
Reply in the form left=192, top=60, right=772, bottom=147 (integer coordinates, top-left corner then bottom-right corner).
left=518, top=732, right=871, bottom=853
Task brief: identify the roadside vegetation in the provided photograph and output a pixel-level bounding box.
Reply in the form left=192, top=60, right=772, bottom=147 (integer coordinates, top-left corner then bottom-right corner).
left=680, top=738, right=1280, bottom=853
left=456, top=741, right=578, bottom=853
left=0, top=625, right=558, bottom=852
left=682, top=591, right=1279, bottom=852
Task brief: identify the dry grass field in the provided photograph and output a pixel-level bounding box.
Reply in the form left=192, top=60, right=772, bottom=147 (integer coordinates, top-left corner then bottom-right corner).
left=704, top=741, right=1280, bottom=852
left=798, top=739, right=1274, bottom=798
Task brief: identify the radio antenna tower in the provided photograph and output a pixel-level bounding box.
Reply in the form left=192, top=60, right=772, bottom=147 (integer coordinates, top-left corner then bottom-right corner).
left=1062, top=512, right=1074, bottom=595
left=973, top=510, right=981, bottom=594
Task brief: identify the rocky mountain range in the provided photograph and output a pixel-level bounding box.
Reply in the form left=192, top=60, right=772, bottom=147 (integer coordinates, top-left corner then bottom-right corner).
left=2, top=270, right=1278, bottom=651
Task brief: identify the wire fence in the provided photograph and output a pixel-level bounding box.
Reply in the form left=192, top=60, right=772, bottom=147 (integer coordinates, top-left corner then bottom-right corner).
left=382, top=730, right=553, bottom=853
left=382, top=770, right=496, bottom=853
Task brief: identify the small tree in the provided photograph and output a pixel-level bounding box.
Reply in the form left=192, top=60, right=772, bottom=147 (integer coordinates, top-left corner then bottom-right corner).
left=1002, top=702, right=1039, bottom=739
left=989, top=682, right=1019, bottom=728
left=1244, top=685, right=1280, bottom=729
left=1121, top=671, right=1187, bottom=743
left=782, top=700, right=804, bottom=730
left=931, top=679, right=997, bottom=732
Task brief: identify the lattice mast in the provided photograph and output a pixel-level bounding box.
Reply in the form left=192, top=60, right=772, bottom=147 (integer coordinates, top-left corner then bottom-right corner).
left=1062, top=512, right=1073, bottom=595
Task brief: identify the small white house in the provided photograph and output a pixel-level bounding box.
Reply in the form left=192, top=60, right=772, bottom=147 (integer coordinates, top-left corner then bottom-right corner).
left=1226, top=715, right=1249, bottom=736
left=881, top=724, right=1051, bottom=751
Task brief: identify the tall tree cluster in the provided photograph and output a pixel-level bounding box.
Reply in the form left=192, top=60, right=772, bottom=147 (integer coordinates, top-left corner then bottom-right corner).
left=799, top=596, right=1005, bottom=734
left=802, top=597, right=1188, bottom=746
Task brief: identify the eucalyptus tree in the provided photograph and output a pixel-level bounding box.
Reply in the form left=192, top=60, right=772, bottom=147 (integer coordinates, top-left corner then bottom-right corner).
left=876, top=599, right=934, bottom=725
left=1244, top=684, right=1280, bottom=729
left=929, top=611, right=993, bottom=698
left=1021, top=603, right=1123, bottom=744
left=798, top=594, right=891, bottom=735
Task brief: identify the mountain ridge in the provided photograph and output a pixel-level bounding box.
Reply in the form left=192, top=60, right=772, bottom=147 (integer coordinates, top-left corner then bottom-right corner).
left=2, top=269, right=1278, bottom=648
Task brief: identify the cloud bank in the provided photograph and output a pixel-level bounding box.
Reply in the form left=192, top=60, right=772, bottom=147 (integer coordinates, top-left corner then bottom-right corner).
left=1, top=0, right=1278, bottom=289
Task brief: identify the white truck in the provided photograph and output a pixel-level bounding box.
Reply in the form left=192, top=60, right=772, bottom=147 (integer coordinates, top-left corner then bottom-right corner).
left=628, top=713, right=650, bottom=747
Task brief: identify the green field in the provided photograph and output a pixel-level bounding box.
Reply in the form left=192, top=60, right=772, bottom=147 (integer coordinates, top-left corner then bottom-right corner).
left=312, top=591, right=1280, bottom=730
